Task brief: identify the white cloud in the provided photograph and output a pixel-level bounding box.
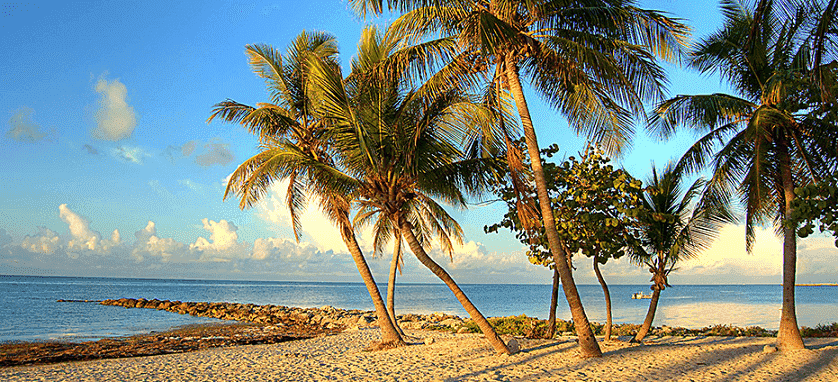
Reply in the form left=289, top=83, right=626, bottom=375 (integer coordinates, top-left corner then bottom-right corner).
left=6, top=106, right=54, bottom=142
left=190, top=218, right=248, bottom=261
left=58, top=204, right=120, bottom=254
left=20, top=226, right=61, bottom=254
left=93, top=76, right=137, bottom=141
left=257, top=181, right=351, bottom=254
left=111, top=145, right=150, bottom=164
left=131, top=221, right=185, bottom=263
left=195, top=140, right=234, bottom=167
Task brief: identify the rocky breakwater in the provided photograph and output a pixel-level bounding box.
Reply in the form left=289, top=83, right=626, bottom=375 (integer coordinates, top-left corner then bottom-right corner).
left=100, top=298, right=471, bottom=333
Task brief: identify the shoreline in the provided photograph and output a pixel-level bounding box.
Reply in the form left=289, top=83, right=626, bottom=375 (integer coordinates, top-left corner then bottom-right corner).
left=4, top=298, right=838, bottom=369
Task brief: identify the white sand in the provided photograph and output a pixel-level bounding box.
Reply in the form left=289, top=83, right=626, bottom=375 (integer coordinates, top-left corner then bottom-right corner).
left=3, top=329, right=836, bottom=381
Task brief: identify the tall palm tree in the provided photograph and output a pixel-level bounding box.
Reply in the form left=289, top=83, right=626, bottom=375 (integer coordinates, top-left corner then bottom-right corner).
left=350, top=0, right=688, bottom=357
left=208, top=31, right=406, bottom=347
left=648, top=0, right=838, bottom=349
left=630, top=163, right=730, bottom=343
left=307, top=25, right=514, bottom=354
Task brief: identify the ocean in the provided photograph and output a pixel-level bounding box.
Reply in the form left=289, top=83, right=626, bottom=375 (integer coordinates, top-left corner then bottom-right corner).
left=1, top=275, right=836, bottom=343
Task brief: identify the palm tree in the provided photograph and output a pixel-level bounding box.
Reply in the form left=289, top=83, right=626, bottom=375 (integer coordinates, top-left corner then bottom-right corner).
left=631, top=163, right=730, bottom=343
left=208, top=31, right=406, bottom=347
left=648, top=0, right=838, bottom=349
left=350, top=0, right=688, bottom=357
left=307, top=25, right=514, bottom=354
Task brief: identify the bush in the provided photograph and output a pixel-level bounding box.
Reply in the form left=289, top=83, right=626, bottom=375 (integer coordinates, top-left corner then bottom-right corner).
left=801, top=323, right=838, bottom=337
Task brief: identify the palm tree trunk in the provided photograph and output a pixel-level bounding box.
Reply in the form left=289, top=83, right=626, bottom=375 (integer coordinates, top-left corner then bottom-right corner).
left=777, top=140, right=806, bottom=350
left=504, top=54, right=602, bottom=357
left=399, top=218, right=511, bottom=354
left=546, top=266, right=559, bottom=338
left=386, top=230, right=405, bottom=336
left=593, top=258, right=612, bottom=341
left=632, top=286, right=661, bottom=343
left=339, top=223, right=405, bottom=346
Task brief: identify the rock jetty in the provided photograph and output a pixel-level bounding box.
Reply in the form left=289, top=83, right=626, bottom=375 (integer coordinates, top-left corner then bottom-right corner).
left=99, top=298, right=470, bottom=333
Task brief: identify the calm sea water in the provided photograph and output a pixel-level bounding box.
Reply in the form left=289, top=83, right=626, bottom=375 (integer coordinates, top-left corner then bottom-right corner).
left=1, top=275, right=836, bottom=343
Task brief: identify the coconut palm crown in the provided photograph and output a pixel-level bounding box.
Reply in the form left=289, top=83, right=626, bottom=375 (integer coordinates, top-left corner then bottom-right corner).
left=349, top=0, right=690, bottom=358
left=648, top=0, right=838, bottom=349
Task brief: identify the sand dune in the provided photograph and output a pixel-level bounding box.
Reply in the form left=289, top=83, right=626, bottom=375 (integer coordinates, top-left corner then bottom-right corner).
left=3, top=328, right=836, bottom=381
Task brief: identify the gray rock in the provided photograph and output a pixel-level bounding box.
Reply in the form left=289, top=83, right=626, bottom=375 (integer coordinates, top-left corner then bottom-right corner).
left=506, top=338, right=520, bottom=354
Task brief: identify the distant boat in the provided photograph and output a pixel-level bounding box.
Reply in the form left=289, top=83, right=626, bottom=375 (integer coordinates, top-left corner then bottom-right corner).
left=632, top=292, right=652, bottom=299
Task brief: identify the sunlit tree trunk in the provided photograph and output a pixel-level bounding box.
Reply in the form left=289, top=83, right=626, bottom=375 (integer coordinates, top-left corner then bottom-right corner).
left=339, top=223, right=405, bottom=346
left=632, top=286, right=661, bottom=343
left=505, top=54, right=602, bottom=357
left=386, top=229, right=405, bottom=336
left=399, top=218, right=511, bottom=354
left=777, top=139, right=805, bottom=350
left=546, top=266, right=559, bottom=338
left=593, top=258, right=612, bottom=341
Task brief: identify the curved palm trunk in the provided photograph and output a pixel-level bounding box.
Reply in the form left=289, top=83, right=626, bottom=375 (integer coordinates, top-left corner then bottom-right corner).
left=777, top=141, right=805, bottom=350
left=546, top=266, right=559, bottom=338
left=339, top=224, right=405, bottom=346
left=386, top=230, right=405, bottom=336
left=505, top=55, right=602, bottom=357
left=632, top=286, right=661, bottom=343
left=593, top=259, right=612, bottom=341
left=399, top=219, right=511, bottom=354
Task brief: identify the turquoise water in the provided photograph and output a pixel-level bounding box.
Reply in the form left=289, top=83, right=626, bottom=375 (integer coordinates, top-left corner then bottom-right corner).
left=1, top=275, right=836, bottom=343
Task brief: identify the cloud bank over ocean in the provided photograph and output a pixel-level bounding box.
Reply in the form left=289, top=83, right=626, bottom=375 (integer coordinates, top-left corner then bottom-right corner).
left=2, top=199, right=836, bottom=285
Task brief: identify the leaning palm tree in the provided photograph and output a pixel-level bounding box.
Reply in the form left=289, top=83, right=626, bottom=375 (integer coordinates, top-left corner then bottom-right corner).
left=208, top=31, right=406, bottom=347
left=349, top=0, right=689, bottom=357
left=630, top=163, right=730, bottom=343
left=308, top=26, right=513, bottom=354
left=648, top=0, right=838, bottom=349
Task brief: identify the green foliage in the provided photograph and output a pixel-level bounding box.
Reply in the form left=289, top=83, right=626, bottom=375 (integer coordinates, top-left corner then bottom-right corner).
left=486, top=142, right=645, bottom=269
left=800, top=323, right=838, bottom=337
left=790, top=174, right=838, bottom=246
left=459, top=317, right=784, bottom=338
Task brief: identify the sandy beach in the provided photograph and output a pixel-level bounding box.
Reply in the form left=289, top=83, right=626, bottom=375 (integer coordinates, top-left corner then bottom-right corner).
left=2, top=328, right=836, bottom=381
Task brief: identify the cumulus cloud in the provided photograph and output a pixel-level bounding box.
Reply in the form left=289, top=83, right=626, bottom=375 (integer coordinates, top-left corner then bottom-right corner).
left=257, top=181, right=351, bottom=254
left=190, top=219, right=248, bottom=261
left=112, top=145, right=150, bottom=164
left=6, top=107, right=54, bottom=142
left=195, top=140, right=234, bottom=167
left=92, top=76, right=136, bottom=141
left=20, top=227, right=61, bottom=254
left=58, top=204, right=120, bottom=254
left=131, top=221, right=185, bottom=263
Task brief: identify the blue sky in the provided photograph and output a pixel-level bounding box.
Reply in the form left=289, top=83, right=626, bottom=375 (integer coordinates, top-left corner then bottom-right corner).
left=1, top=0, right=836, bottom=285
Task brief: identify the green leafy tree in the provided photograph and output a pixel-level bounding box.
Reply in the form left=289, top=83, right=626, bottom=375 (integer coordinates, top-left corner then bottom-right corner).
left=648, top=0, right=838, bottom=349
left=350, top=0, right=688, bottom=358
left=630, top=163, right=731, bottom=343
left=790, top=175, right=838, bottom=244
left=487, top=143, right=644, bottom=340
